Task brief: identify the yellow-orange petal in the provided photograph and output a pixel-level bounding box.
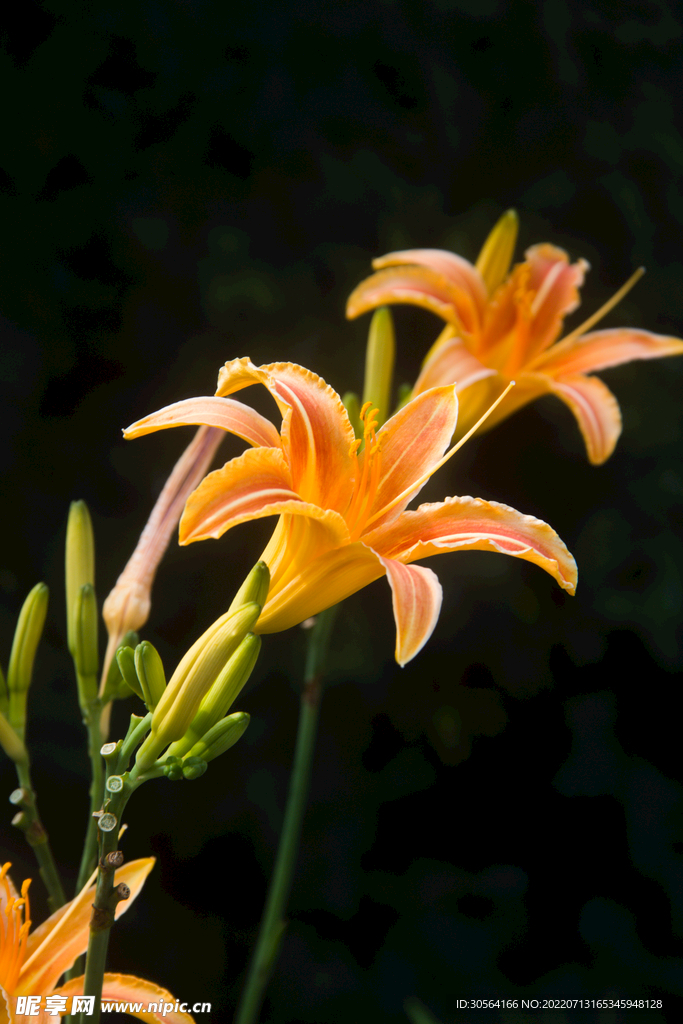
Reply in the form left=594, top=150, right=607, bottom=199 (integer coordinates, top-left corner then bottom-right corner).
left=124, top=396, right=281, bottom=449
left=216, top=359, right=356, bottom=513
left=180, top=446, right=350, bottom=546
left=53, top=973, right=196, bottom=1023
left=364, top=386, right=459, bottom=532
left=546, top=373, right=622, bottom=465
left=532, top=327, right=683, bottom=377
left=346, top=266, right=476, bottom=334
left=412, top=336, right=497, bottom=397
left=379, top=556, right=442, bottom=666
left=366, top=495, right=577, bottom=594
left=256, top=539, right=384, bottom=633
left=19, top=859, right=155, bottom=997
left=372, top=248, right=486, bottom=322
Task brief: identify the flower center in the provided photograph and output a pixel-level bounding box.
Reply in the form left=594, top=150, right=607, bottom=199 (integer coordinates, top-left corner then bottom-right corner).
left=0, top=863, right=31, bottom=995
left=345, top=402, right=383, bottom=541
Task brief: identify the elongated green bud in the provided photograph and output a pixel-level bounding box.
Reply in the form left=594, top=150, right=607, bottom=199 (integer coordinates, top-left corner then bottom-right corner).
left=7, top=583, right=48, bottom=739
left=101, top=630, right=140, bottom=703
left=116, top=647, right=145, bottom=702
left=0, top=664, right=8, bottom=719
left=226, top=562, right=270, bottom=616
left=475, top=209, right=518, bottom=296
left=73, top=583, right=99, bottom=707
left=342, top=391, right=362, bottom=439
left=65, top=501, right=95, bottom=656
left=362, top=306, right=395, bottom=428
left=135, top=601, right=261, bottom=770
left=167, top=633, right=260, bottom=758
left=186, top=711, right=250, bottom=763
left=134, top=642, right=166, bottom=710
left=0, top=710, right=27, bottom=763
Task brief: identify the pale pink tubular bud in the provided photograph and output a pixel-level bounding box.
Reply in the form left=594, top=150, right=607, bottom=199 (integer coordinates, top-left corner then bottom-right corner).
left=101, top=425, right=224, bottom=691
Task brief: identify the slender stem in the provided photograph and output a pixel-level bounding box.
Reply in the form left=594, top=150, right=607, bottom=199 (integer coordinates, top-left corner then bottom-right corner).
left=234, top=605, right=338, bottom=1024
left=11, top=759, right=67, bottom=912
left=74, top=696, right=105, bottom=894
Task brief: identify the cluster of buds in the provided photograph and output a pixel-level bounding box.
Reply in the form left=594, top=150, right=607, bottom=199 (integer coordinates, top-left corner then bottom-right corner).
left=113, top=561, right=269, bottom=779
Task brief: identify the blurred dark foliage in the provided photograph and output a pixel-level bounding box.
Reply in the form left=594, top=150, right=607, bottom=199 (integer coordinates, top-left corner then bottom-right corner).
left=2, top=1, right=683, bottom=1022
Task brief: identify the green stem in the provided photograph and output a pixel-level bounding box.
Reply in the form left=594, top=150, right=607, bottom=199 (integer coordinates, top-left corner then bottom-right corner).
left=11, top=759, right=66, bottom=912
left=234, top=605, right=338, bottom=1024
left=74, top=695, right=105, bottom=895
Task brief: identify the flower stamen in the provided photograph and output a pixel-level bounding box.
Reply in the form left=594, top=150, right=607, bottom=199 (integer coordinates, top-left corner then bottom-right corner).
left=0, top=863, right=31, bottom=994
left=345, top=402, right=384, bottom=540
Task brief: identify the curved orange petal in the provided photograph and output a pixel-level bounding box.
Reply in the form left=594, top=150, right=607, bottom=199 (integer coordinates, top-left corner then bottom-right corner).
left=379, top=556, right=442, bottom=666
left=366, top=495, right=577, bottom=594
left=533, top=327, right=683, bottom=377
left=522, top=244, right=590, bottom=359
left=412, top=336, right=497, bottom=396
left=123, top=396, right=281, bottom=449
left=180, top=447, right=348, bottom=545
left=19, top=858, right=155, bottom=997
left=346, top=266, right=473, bottom=333
left=363, top=386, right=458, bottom=532
left=216, top=358, right=355, bottom=512
left=257, top=539, right=384, bottom=633
left=546, top=373, right=622, bottom=465
left=53, top=973, right=196, bottom=1023
left=371, top=248, right=486, bottom=330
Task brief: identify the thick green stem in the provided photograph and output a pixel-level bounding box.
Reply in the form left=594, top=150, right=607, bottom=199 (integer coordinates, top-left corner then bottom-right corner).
left=11, top=759, right=66, bottom=912
left=234, top=605, right=338, bottom=1024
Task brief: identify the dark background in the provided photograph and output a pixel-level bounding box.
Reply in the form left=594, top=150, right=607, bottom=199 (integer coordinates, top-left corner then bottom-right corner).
left=2, top=1, right=683, bottom=1022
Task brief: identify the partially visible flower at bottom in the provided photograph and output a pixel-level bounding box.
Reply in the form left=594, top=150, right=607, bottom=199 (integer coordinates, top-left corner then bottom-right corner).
left=0, top=860, right=195, bottom=1024
left=125, top=358, right=577, bottom=666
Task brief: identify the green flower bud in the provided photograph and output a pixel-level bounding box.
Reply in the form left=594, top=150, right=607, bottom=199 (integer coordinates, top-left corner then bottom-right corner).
left=226, top=561, right=270, bottom=616
left=362, top=306, right=395, bottom=428
left=0, top=663, right=8, bottom=719
left=167, top=633, right=260, bottom=759
left=182, top=756, right=208, bottom=780
left=101, top=631, right=140, bottom=703
left=0, top=710, right=27, bottom=763
left=186, top=711, right=250, bottom=763
left=135, top=601, right=261, bottom=770
left=65, top=501, right=95, bottom=657
left=396, top=382, right=413, bottom=410
left=74, top=583, right=99, bottom=706
left=342, top=391, right=362, bottom=439
left=134, top=641, right=167, bottom=711
left=7, top=583, right=48, bottom=738
left=116, top=647, right=145, bottom=702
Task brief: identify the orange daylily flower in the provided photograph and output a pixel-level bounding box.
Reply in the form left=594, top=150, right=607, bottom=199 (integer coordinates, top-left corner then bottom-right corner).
left=0, top=860, right=195, bottom=1023
left=346, top=211, right=683, bottom=463
left=125, top=358, right=577, bottom=665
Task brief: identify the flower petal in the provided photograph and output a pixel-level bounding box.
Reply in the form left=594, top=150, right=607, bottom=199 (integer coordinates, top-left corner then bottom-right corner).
left=346, top=266, right=478, bottom=335
left=533, top=327, right=683, bottom=377
left=216, top=359, right=355, bottom=512
left=364, top=386, right=459, bottom=531
left=53, top=973, right=196, bottom=1023
left=19, top=859, right=155, bottom=996
left=413, top=336, right=497, bottom=396
left=379, top=556, right=443, bottom=666
left=367, top=495, right=577, bottom=594
left=372, top=248, right=486, bottom=326
left=545, top=373, right=622, bottom=465
left=521, top=244, right=590, bottom=359
left=123, top=396, right=281, bottom=449
left=180, top=447, right=349, bottom=546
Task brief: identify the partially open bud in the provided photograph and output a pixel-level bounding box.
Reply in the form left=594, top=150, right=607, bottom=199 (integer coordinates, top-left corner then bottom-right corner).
left=7, top=583, right=49, bottom=739
left=362, top=306, right=395, bottom=428
left=65, top=501, right=95, bottom=658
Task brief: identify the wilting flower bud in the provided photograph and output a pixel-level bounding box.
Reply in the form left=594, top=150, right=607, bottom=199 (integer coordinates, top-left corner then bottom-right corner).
left=135, top=601, right=261, bottom=771
left=167, top=632, right=260, bottom=758
left=7, top=583, right=49, bottom=739
left=65, top=501, right=95, bottom=657
left=362, top=306, right=395, bottom=428
left=186, top=711, right=250, bottom=763
left=134, top=641, right=167, bottom=711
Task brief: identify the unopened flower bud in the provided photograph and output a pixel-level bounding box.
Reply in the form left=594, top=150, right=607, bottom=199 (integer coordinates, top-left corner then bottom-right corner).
left=65, top=501, right=95, bottom=657
left=181, top=756, right=208, bottom=780
left=475, top=208, right=518, bottom=296
left=0, top=711, right=28, bottom=763
left=342, top=392, right=361, bottom=438
left=134, top=642, right=166, bottom=711
left=116, top=647, right=145, bottom=702
left=362, top=306, right=395, bottom=428
left=226, top=561, right=270, bottom=616
left=186, top=711, right=250, bottom=763
left=7, top=583, right=49, bottom=738
left=74, top=583, right=99, bottom=706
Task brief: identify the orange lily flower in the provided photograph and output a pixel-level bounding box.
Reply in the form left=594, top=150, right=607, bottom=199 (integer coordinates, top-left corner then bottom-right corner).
left=0, top=860, right=195, bottom=1023
left=346, top=211, right=683, bottom=464
left=124, top=358, right=577, bottom=665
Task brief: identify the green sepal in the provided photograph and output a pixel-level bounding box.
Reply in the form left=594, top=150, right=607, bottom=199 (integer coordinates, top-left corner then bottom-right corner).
left=342, top=391, right=362, bottom=438
left=116, top=647, right=145, bottom=702
left=65, top=500, right=95, bottom=657
left=7, top=583, right=49, bottom=738
left=186, top=711, right=250, bottom=763
left=134, top=642, right=166, bottom=711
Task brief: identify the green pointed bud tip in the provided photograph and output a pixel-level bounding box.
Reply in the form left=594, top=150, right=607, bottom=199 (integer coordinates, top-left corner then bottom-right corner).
left=182, top=757, right=208, bottom=780
left=116, top=647, right=144, bottom=701
left=7, top=583, right=49, bottom=697
left=65, top=501, right=95, bottom=653
left=228, top=562, right=271, bottom=614
left=135, top=641, right=167, bottom=710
